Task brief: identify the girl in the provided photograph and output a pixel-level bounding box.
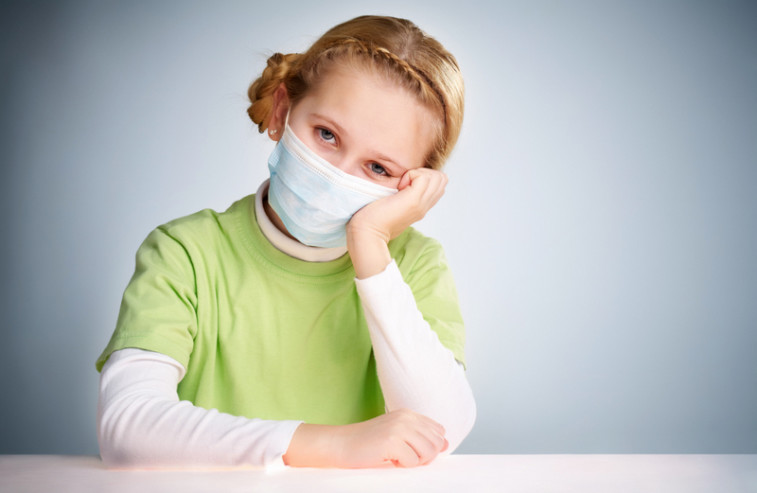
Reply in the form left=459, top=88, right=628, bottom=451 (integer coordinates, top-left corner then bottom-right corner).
left=96, top=15, right=475, bottom=469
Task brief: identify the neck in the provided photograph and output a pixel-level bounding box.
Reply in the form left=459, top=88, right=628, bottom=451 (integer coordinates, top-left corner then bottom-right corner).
left=254, top=181, right=348, bottom=262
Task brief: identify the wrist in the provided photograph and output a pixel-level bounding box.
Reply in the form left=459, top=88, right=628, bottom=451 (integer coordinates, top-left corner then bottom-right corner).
left=283, top=423, right=340, bottom=467
left=347, top=227, right=391, bottom=279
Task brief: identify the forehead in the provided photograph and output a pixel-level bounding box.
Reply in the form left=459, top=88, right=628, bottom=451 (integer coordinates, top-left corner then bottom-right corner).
left=293, top=65, right=439, bottom=168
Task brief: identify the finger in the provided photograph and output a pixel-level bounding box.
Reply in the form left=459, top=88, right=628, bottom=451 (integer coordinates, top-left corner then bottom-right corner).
left=419, top=180, right=445, bottom=207
left=391, top=440, right=421, bottom=468
left=402, top=167, right=438, bottom=188
left=384, top=410, right=446, bottom=466
left=407, top=411, right=446, bottom=438
left=427, top=171, right=448, bottom=196
left=404, top=437, right=435, bottom=466
left=414, top=170, right=447, bottom=203
left=416, top=424, right=450, bottom=465
left=409, top=429, right=446, bottom=465
left=422, top=422, right=448, bottom=452
left=397, top=170, right=413, bottom=191
left=406, top=415, right=447, bottom=455
left=403, top=172, right=445, bottom=214
left=400, top=168, right=428, bottom=193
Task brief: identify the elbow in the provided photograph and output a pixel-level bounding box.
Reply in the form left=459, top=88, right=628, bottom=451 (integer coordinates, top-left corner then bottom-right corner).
left=445, top=387, right=477, bottom=453
left=98, top=440, right=130, bottom=470
left=97, top=409, right=137, bottom=469
left=97, top=399, right=159, bottom=470
left=97, top=426, right=126, bottom=468
left=98, top=420, right=162, bottom=470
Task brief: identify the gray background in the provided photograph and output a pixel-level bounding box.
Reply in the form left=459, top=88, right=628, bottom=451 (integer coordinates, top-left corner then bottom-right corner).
left=1, top=0, right=755, bottom=455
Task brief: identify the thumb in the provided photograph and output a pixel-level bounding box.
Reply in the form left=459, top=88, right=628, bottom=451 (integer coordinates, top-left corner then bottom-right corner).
left=397, top=170, right=414, bottom=191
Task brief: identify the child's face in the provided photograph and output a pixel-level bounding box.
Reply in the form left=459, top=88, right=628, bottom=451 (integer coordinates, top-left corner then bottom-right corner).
left=284, top=65, right=438, bottom=189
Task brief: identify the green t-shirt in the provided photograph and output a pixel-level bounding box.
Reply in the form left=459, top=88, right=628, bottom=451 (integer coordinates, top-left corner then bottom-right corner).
left=96, top=194, right=465, bottom=425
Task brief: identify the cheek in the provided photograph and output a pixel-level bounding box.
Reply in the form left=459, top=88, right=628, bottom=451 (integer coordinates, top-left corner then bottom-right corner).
left=388, top=177, right=403, bottom=190
left=287, top=120, right=310, bottom=143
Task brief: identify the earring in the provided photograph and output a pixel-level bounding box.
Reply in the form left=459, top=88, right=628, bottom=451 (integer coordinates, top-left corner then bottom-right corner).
left=269, top=128, right=278, bottom=136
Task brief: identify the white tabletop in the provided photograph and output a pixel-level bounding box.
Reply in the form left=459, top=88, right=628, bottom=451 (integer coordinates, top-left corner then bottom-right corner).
left=1, top=454, right=756, bottom=493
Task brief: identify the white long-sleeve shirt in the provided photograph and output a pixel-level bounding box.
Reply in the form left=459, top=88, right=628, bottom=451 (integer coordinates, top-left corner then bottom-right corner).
left=97, top=183, right=475, bottom=469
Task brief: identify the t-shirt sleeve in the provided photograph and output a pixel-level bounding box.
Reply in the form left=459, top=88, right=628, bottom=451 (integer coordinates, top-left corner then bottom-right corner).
left=395, top=236, right=466, bottom=366
left=96, top=226, right=198, bottom=372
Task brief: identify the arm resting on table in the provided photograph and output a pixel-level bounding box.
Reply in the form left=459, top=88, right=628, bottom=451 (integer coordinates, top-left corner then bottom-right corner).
left=97, top=348, right=301, bottom=469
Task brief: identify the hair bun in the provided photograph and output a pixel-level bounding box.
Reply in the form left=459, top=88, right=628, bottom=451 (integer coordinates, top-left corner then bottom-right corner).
left=247, top=52, right=301, bottom=132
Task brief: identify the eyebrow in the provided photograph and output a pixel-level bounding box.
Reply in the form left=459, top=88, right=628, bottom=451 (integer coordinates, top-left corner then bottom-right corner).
left=372, top=152, right=406, bottom=172
left=312, top=113, right=407, bottom=171
left=313, top=113, right=347, bottom=139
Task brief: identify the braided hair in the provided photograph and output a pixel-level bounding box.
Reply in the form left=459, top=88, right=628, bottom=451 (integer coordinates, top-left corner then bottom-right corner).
left=247, top=15, right=464, bottom=170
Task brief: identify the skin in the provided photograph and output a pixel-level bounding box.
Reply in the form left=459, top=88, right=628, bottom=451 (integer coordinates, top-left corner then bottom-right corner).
left=265, top=64, right=450, bottom=468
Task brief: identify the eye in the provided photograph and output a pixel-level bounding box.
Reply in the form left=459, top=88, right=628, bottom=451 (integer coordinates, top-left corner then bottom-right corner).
left=318, top=127, right=336, bottom=144
left=368, top=162, right=389, bottom=176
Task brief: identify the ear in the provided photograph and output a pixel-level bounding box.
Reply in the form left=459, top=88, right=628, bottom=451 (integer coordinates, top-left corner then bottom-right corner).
left=268, top=83, right=290, bottom=142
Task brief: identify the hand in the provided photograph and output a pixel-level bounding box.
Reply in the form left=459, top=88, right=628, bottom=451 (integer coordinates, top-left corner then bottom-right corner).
left=347, top=168, right=448, bottom=279
left=348, top=168, right=448, bottom=244
left=283, top=409, right=448, bottom=468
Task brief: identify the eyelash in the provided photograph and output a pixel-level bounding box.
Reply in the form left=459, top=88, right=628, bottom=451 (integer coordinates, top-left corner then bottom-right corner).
left=317, top=127, right=335, bottom=144
left=316, top=126, right=391, bottom=178
left=369, top=163, right=389, bottom=176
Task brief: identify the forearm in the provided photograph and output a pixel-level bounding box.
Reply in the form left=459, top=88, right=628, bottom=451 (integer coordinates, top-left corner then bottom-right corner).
left=347, top=226, right=392, bottom=279
left=354, top=260, right=476, bottom=451
left=98, top=348, right=301, bottom=469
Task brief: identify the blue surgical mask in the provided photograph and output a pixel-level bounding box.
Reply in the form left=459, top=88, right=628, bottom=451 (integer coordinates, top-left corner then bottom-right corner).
left=267, top=124, right=397, bottom=248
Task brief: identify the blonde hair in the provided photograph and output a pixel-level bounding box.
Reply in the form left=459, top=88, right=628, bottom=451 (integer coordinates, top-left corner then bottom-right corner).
left=247, top=15, right=464, bottom=170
